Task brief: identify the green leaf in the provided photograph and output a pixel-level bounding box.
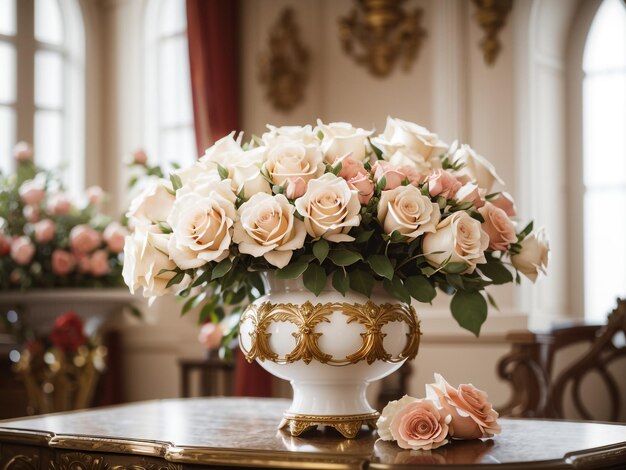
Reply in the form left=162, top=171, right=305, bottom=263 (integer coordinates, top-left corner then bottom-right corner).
left=383, top=277, right=411, bottom=304
left=166, top=271, right=185, bottom=289
left=405, top=275, right=437, bottom=303
left=275, top=261, right=309, bottom=279
left=354, top=230, right=374, bottom=243
left=198, top=299, right=219, bottom=324
left=313, top=239, right=330, bottom=263
left=332, top=269, right=349, bottom=296
left=247, top=272, right=265, bottom=296
left=170, top=173, right=182, bottom=191
left=328, top=249, right=362, bottom=267
left=217, top=164, right=229, bottom=180
left=444, top=261, right=468, bottom=274
left=478, top=261, right=513, bottom=285
left=303, top=263, right=326, bottom=296
left=486, top=291, right=499, bottom=310
left=369, top=139, right=383, bottom=159
left=192, top=269, right=212, bottom=287
left=518, top=221, right=534, bottom=240
left=376, top=175, right=387, bottom=192
left=182, top=293, right=205, bottom=315
left=211, top=258, right=233, bottom=280
left=390, top=230, right=409, bottom=243
left=450, top=291, right=488, bottom=337
left=349, top=270, right=374, bottom=297
left=367, top=254, right=394, bottom=280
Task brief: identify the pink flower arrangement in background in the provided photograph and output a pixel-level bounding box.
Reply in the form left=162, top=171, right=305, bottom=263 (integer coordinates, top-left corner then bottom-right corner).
left=377, top=373, right=501, bottom=450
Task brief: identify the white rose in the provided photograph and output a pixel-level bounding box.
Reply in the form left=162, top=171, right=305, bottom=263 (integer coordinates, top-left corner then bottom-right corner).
left=228, top=146, right=271, bottom=198
left=511, top=229, right=549, bottom=282
left=261, top=124, right=317, bottom=146
left=264, top=142, right=324, bottom=186
left=422, top=212, right=489, bottom=273
left=371, top=117, right=448, bottom=170
left=452, top=144, right=503, bottom=192
left=233, top=193, right=306, bottom=268
left=294, top=173, right=361, bottom=242
left=126, top=179, right=175, bottom=227
left=387, top=148, right=440, bottom=175
left=377, top=185, right=441, bottom=240
left=316, top=120, right=373, bottom=163
left=199, top=131, right=244, bottom=168
left=175, top=163, right=222, bottom=190
left=167, top=179, right=237, bottom=269
left=376, top=395, right=420, bottom=441
left=122, top=227, right=188, bottom=301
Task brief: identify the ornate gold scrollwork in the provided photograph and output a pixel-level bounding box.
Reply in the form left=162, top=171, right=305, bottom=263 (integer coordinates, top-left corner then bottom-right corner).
left=279, top=412, right=379, bottom=439
left=2, top=454, right=39, bottom=470
left=472, top=0, right=514, bottom=65
left=240, top=300, right=420, bottom=365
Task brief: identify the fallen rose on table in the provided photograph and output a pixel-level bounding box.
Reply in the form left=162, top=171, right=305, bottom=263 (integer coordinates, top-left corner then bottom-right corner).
left=377, top=373, right=501, bottom=450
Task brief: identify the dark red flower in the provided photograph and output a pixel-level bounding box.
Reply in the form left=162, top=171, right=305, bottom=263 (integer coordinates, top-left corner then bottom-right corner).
left=50, top=312, right=87, bottom=352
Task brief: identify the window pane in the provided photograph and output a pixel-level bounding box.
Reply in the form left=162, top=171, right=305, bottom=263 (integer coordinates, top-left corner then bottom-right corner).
left=0, top=0, right=16, bottom=36
left=35, top=50, right=63, bottom=109
left=160, top=127, right=196, bottom=167
left=583, top=73, right=626, bottom=187
left=34, top=110, right=63, bottom=170
left=0, top=106, right=15, bottom=174
left=0, top=42, right=16, bottom=103
left=159, top=36, right=192, bottom=127
left=159, top=0, right=186, bottom=37
left=584, top=189, right=626, bottom=322
left=583, top=0, right=626, bottom=72
left=35, top=0, right=64, bottom=45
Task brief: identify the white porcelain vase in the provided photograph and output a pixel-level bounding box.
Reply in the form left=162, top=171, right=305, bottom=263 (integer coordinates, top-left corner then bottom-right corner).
left=239, top=274, right=421, bottom=438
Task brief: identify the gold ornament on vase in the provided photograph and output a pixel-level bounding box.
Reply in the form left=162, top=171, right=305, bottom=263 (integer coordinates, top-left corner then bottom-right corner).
left=473, top=0, right=514, bottom=65
left=259, top=8, right=310, bottom=112
left=339, top=0, right=427, bottom=78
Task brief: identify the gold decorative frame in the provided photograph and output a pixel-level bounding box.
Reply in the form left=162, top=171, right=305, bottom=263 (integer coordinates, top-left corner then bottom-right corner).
left=473, top=0, right=514, bottom=65
left=240, top=300, right=420, bottom=366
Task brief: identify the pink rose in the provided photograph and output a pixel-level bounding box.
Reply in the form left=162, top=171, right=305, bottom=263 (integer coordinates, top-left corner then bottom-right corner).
left=103, top=222, right=127, bottom=253
left=425, top=169, right=462, bottom=199
left=77, top=253, right=91, bottom=273
left=86, top=186, right=105, bottom=205
left=427, top=373, right=501, bottom=439
left=19, top=179, right=46, bottom=205
left=371, top=161, right=405, bottom=190
left=47, top=193, right=72, bottom=215
left=11, top=236, right=35, bottom=265
left=34, top=219, right=55, bottom=243
left=389, top=399, right=451, bottom=451
left=478, top=202, right=517, bottom=251
left=455, top=182, right=485, bottom=209
left=347, top=172, right=374, bottom=205
left=23, top=205, right=40, bottom=223
left=51, top=250, right=76, bottom=275
left=89, top=250, right=110, bottom=277
left=338, top=155, right=366, bottom=180
left=198, top=322, right=224, bottom=350
left=70, top=225, right=102, bottom=254
left=133, top=149, right=148, bottom=165
left=398, top=165, right=424, bottom=186
left=490, top=191, right=516, bottom=217
left=13, top=142, right=33, bottom=162
left=285, top=176, right=307, bottom=199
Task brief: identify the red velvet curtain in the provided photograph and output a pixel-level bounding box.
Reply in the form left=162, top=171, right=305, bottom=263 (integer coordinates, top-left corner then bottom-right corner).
left=186, top=0, right=240, bottom=156
left=186, top=0, right=273, bottom=397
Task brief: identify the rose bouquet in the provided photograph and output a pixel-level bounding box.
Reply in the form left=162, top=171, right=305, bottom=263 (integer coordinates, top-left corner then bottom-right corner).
left=123, top=117, right=548, bottom=340
left=0, top=144, right=128, bottom=290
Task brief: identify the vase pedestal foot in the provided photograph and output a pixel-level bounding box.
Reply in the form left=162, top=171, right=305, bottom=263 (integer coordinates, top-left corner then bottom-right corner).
left=278, top=412, right=380, bottom=438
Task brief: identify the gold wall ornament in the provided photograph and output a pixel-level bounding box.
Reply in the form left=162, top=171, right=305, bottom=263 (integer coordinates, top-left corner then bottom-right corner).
left=240, top=300, right=420, bottom=366
left=258, top=8, right=310, bottom=112
left=339, top=0, right=427, bottom=78
left=473, top=0, right=514, bottom=65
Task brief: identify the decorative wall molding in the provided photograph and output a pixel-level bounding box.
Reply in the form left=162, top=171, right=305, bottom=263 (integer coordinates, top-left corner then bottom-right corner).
left=472, top=0, right=514, bottom=65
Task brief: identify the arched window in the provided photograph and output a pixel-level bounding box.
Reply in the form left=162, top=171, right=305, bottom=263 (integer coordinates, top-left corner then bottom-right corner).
left=144, top=0, right=196, bottom=168
left=582, top=0, right=626, bottom=322
left=0, top=0, right=85, bottom=193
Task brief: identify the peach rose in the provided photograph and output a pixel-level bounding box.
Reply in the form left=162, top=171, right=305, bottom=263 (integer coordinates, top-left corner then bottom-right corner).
left=34, top=219, right=55, bottom=243
left=86, top=185, right=105, bottom=205
left=89, top=250, right=110, bottom=276
left=285, top=176, right=307, bottom=199
left=490, top=192, right=516, bottom=217
left=51, top=250, right=76, bottom=275
left=426, top=373, right=501, bottom=439
left=198, top=322, right=224, bottom=350
left=455, top=183, right=485, bottom=209
left=70, top=225, right=102, bottom=254
left=47, top=192, right=72, bottom=215
left=371, top=161, right=405, bottom=190
left=103, top=222, right=127, bottom=253
left=478, top=203, right=517, bottom=251
left=13, top=142, right=33, bottom=162
left=425, top=169, right=462, bottom=199
left=378, top=185, right=440, bottom=240
left=389, top=399, right=451, bottom=451
left=19, top=177, right=46, bottom=205
left=347, top=172, right=374, bottom=205
left=338, top=155, right=366, bottom=180
left=511, top=229, right=549, bottom=282
left=398, top=165, right=425, bottom=186
left=11, top=236, right=35, bottom=265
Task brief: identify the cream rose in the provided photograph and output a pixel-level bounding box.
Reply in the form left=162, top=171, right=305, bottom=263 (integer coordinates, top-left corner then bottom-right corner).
left=478, top=202, right=517, bottom=251
left=228, top=146, right=271, bottom=198
left=378, top=185, right=440, bottom=240
left=422, top=212, right=489, bottom=273
left=316, top=120, right=373, bottom=163
left=511, top=229, right=549, bottom=282
left=261, top=124, right=317, bottom=146
left=167, top=179, right=237, bottom=269
left=199, top=131, right=244, bottom=168
left=126, top=179, right=175, bottom=227
left=455, top=182, right=486, bottom=209
left=264, top=142, right=323, bottom=186
left=294, top=173, right=361, bottom=242
left=452, top=144, right=503, bottom=192
left=234, top=193, right=306, bottom=268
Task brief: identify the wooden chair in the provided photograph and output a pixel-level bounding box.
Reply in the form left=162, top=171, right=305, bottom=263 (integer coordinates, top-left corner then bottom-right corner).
left=498, top=298, right=626, bottom=422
